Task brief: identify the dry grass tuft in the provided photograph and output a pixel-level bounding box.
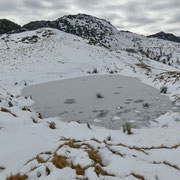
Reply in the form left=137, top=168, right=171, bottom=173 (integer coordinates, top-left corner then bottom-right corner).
left=136, top=62, right=151, bottom=72
left=29, top=166, right=39, bottom=172
left=24, top=151, right=52, bottom=166
left=8, top=101, right=13, bottom=107
left=107, top=147, right=125, bottom=157
left=71, top=164, right=85, bottom=175
left=153, top=161, right=180, bottom=171
left=36, top=155, right=47, bottom=163
left=22, top=107, right=31, bottom=112
left=45, top=166, right=50, bottom=176
left=63, top=140, right=81, bottom=149
left=94, top=165, right=114, bottom=176
left=56, top=139, right=82, bottom=152
left=131, top=172, right=145, bottom=180
left=32, top=118, right=38, bottom=124
left=154, top=71, right=180, bottom=84
left=86, top=123, right=92, bottom=129
left=87, top=150, right=103, bottom=166
left=38, top=112, right=42, bottom=119
left=7, top=173, right=28, bottom=180
left=1, top=107, right=17, bottom=117
left=49, top=122, right=56, bottom=129
left=91, top=138, right=101, bottom=143
left=123, top=122, right=133, bottom=135
left=52, top=154, right=69, bottom=169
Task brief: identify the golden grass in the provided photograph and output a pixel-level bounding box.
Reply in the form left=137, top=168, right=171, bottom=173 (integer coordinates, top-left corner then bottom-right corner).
left=52, top=154, right=69, bottom=169
left=8, top=101, right=13, bottom=107
left=1, top=107, right=17, bottom=117
left=136, top=62, right=151, bottom=72
left=94, top=165, right=114, bottom=177
left=107, top=147, right=125, bottom=157
left=29, top=166, right=39, bottom=172
left=131, top=172, right=145, bottom=180
left=154, top=71, right=180, bottom=84
left=91, top=138, right=101, bottom=143
left=57, top=139, right=82, bottom=150
left=6, top=174, right=28, bottom=180
left=24, top=151, right=52, bottom=166
left=87, top=149, right=103, bottom=166
left=114, top=143, right=180, bottom=155
left=21, top=139, right=117, bottom=178
left=153, top=161, right=180, bottom=171
left=36, top=155, right=48, bottom=163
left=49, top=122, right=56, bottom=129
left=71, top=164, right=85, bottom=175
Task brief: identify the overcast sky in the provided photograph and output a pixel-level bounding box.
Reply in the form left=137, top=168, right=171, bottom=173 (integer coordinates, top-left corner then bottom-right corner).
left=0, top=0, right=179, bottom=36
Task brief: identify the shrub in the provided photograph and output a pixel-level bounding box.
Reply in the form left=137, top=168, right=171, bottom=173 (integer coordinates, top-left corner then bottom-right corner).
left=92, top=68, right=98, bottom=74
left=96, top=93, right=104, bottom=99
left=109, top=70, right=114, bottom=74
left=160, top=86, right=168, bottom=94
left=136, top=62, right=151, bottom=72
left=143, top=103, right=149, bottom=108
left=49, top=122, right=56, bottom=129
left=123, top=122, right=132, bottom=135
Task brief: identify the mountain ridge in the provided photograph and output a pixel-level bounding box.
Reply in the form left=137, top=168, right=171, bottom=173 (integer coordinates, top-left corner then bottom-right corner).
left=0, top=19, right=21, bottom=34
left=147, top=31, right=180, bottom=43
left=0, top=14, right=180, bottom=68
left=0, top=14, right=179, bottom=44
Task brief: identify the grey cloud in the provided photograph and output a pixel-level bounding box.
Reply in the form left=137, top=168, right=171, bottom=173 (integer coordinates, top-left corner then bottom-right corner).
left=0, top=0, right=179, bottom=36
left=75, top=0, right=103, bottom=8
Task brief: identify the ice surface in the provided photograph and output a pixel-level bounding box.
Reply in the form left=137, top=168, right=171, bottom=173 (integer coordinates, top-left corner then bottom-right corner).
left=22, top=75, right=174, bottom=129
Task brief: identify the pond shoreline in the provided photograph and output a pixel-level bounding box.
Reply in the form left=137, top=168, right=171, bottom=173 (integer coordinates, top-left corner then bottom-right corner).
left=22, top=75, right=175, bottom=130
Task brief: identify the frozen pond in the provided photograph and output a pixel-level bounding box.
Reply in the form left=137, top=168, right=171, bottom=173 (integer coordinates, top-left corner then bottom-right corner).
left=22, top=75, right=176, bottom=129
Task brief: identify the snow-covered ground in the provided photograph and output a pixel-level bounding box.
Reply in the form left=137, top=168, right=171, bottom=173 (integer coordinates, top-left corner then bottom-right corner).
left=0, top=28, right=180, bottom=180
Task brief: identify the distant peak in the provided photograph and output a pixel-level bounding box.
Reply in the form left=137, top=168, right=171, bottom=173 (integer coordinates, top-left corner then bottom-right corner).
left=0, top=19, right=21, bottom=34
left=147, top=31, right=180, bottom=43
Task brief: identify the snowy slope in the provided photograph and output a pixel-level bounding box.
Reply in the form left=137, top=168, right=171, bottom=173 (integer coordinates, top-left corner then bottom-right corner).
left=0, top=28, right=180, bottom=180
left=118, top=31, right=180, bottom=68
left=1, top=13, right=180, bottom=68
left=148, top=31, right=180, bottom=43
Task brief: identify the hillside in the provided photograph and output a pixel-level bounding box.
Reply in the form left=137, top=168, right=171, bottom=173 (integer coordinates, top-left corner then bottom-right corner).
left=0, top=19, right=21, bottom=34
left=0, top=27, right=180, bottom=180
left=1, top=14, right=180, bottom=70
left=148, top=31, right=180, bottom=43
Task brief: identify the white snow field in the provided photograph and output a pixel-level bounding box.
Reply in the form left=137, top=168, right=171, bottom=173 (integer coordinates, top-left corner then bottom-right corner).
left=0, top=28, right=180, bottom=180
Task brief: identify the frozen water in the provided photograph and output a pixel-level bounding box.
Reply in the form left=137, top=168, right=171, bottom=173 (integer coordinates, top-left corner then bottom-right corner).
left=22, top=75, right=175, bottom=129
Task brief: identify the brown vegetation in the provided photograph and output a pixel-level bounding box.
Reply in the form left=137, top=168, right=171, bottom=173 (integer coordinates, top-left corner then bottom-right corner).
left=131, top=172, right=145, bottom=180
left=8, top=101, right=13, bottom=107
left=1, top=107, right=17, bottom=117
left=52, top=154, right=69, bottom=169
left=49, top=122, right=56, bottom=129
left=136, top=62, right=151, bottom=72
left=7, top=174, right=28, bottom=180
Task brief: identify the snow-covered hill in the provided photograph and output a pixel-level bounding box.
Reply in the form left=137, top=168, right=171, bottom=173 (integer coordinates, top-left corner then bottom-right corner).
left=22, top=14, right=180, bottom=68
left=117, top=31, right=180, bottom=68
left=148, top=31, right=180, bottom=43
left=0, top=19, right=21, bottom=35
left=0, top=27, right=180, bottom=180
left=1, top=14, right=180, bottom=69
